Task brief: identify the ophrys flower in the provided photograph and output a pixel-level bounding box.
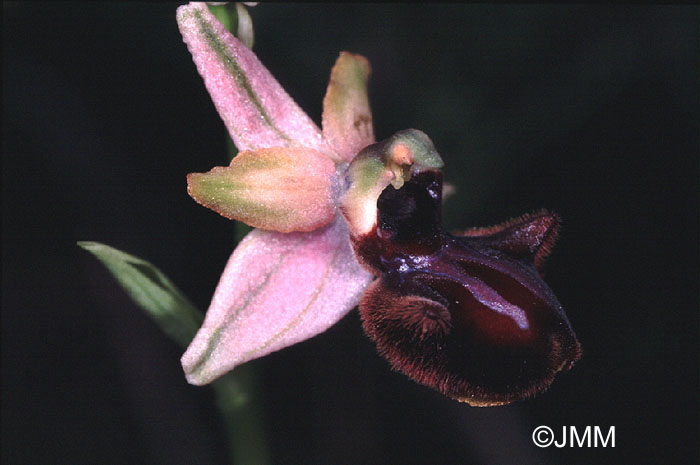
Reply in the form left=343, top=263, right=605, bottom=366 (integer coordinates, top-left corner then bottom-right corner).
left=177, top=2, right=580, bottom=405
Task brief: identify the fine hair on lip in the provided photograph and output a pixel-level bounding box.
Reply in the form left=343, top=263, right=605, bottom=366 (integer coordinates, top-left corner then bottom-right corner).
left=353, top=160, right=580, bottom=406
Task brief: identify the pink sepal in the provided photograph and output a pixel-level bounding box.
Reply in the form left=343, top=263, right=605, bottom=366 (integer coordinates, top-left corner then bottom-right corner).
left=181, top=217, right=374, bottom=384
left=177, top=3, right=333, bottom=155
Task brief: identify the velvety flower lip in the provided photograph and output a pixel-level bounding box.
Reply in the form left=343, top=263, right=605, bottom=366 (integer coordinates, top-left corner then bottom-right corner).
left=347, top=164, right=581, bottom=406
left=177, top=2, right=375, bottom=385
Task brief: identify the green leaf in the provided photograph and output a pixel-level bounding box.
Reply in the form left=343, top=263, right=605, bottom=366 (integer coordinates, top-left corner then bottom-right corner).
left=78, top=241, right=203, bottom=348
left=207, top=2, right=255, bottom=49
left=207, top=3, right=239, bottom=36
left=79, top=241, right=271, bottom=463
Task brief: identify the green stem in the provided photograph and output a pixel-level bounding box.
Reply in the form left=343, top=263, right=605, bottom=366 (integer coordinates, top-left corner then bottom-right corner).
left=213, top=364, right=270, bottom=465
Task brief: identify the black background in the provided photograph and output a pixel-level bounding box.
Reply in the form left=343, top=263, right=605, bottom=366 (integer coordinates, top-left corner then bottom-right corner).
left=3, top=3, right=698, bottom=464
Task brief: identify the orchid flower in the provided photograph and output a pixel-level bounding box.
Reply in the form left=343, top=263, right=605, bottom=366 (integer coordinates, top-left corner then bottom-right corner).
left=177, top=2, right=581, bottom=405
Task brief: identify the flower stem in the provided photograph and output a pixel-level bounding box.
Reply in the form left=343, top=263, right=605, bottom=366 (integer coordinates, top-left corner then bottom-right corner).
left=213, top=364, right=270, bottom=465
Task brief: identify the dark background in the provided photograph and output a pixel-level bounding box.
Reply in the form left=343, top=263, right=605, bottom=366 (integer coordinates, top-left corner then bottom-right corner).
left=3, top=3, right=698, bottom=464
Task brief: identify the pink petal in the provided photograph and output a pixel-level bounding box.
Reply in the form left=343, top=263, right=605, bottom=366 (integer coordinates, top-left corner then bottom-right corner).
left=187, top=147, right=338, bottom=232
left=322, top=52, right=375, bottom=162
left=181, top=217, right=374, bottom=385
left=177, top=3, right=334, bottom=156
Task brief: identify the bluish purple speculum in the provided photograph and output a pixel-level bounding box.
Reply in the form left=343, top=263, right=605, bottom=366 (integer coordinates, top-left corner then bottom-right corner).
left=345, top=130, right=581, bottom=406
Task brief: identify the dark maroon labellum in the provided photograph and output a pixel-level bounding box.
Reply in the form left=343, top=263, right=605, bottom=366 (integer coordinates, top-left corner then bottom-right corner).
left=354, top=170, right=581, bottom=406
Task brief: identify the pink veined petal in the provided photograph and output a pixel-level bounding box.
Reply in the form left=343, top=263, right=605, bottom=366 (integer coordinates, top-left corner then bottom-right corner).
left=322, top=52, right=375, bottom=162
left=187, top=147, right=338, bottom=233
left=176, top=3, right=336, bottom=158
left=181, top=217, right=374, bottom=385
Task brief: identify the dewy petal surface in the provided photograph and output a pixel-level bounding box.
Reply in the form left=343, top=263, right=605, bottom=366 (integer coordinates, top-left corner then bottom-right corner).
left=177, top=2, right=333, bottom=156
left=187, top=147, right=337, bottom=232
left=181, top=218, right=373, bottom=385
left=322, top=52, right=375, bottom=162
